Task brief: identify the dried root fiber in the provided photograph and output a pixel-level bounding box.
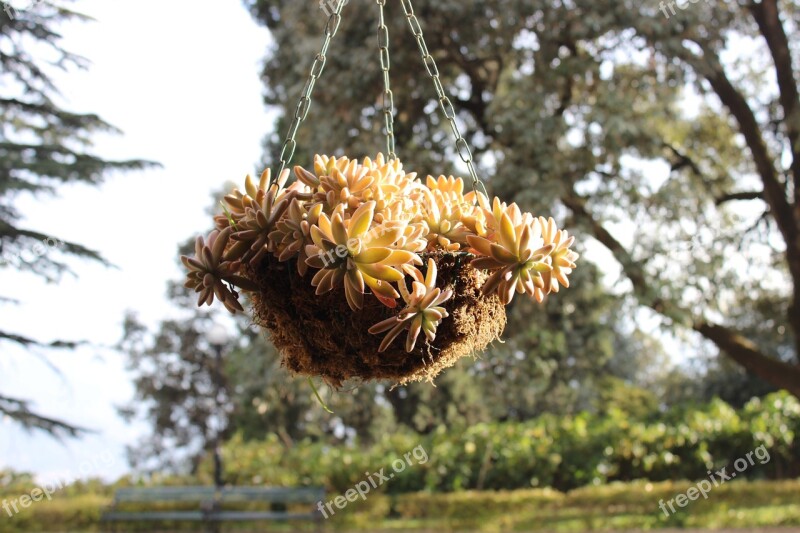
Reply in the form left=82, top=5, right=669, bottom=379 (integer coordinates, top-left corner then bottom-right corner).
left=249, top=252, right=506, bottom=387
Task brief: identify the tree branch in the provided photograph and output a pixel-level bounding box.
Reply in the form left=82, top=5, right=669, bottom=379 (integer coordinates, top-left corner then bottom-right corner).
left=694, top=321, right=800, bottom=397
left=715, top=190, right=764, bottom=205
left=561, top=194, right=679, bottom=321
left=748, top=0, right=800, bottom=213
left=688, top=53, right=798, bottom=269
left=683, top=46, right=800, bottom=361
left=562, top=192, right=800, bottom=394
left=664, top=143, right=703, bottom=176
left=0, top=394, right=89, bottom=438
left=0, top=330, right=85, bottom=349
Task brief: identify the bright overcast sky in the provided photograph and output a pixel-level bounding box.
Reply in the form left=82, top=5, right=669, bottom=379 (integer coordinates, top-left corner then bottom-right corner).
left=0, top=0, right=273, bottom=482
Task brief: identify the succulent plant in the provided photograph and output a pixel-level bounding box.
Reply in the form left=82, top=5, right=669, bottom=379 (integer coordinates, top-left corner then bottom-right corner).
left=419, top=179, right=472, bottom=252
left=181, top=227, right=258, bottom=314
left=362, top=155, right=417, bottom=216
left=229, top=179, right=294, bottom=268
left=369, top=259, right=453, bottom=352
left=467, top=202, right=560, bottom=304
left=304, top=201, right=422, bottom=311
left=269, top=198, right=324, bottom=276
left=314, top=154, right=351, bottom=182
left=426, top=174, right=464, bottom=196
left=314, top=159, right=376, bottom=213
left=539, top=216, right=579, bottom=293
left=296, top=154, right=416, bottom=221
left=183, top=153, right=579, bottom=358
left=218, top=169, right=281, bottom=223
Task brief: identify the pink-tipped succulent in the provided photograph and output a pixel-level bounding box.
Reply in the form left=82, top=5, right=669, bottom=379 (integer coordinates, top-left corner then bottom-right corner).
left=369, top=259, right=453, bottom=352
left=184, top=154, right=579, bottom=349
left=467, top=200, right=578, bottom=304
left=304, top=201, right=421, bottom=311
left=181, top=227, right=258, bottom=314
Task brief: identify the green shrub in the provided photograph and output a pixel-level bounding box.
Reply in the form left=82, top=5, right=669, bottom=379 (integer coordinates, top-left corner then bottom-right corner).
left=205, top=392, right=799, bottom=493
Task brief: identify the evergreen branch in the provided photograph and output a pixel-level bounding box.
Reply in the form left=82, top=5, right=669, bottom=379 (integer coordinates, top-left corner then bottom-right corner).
left=0, top=394, right=89, bottom=438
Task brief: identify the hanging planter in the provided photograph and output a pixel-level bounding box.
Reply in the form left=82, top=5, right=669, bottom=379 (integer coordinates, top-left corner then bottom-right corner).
left=181, top=0, right=579, bottom=386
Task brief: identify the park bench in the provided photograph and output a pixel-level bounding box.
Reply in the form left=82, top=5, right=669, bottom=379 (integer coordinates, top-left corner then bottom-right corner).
left=100, top=485, right=325, bottom=532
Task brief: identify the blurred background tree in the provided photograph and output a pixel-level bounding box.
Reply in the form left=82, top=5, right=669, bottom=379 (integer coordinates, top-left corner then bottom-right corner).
left=0, top=1, right=154, bottom=436
left=245, top=0, right=799, bottom=396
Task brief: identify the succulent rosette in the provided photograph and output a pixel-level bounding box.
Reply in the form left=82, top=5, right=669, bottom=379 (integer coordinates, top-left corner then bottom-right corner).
left=182, top=154, right=579, bottom=364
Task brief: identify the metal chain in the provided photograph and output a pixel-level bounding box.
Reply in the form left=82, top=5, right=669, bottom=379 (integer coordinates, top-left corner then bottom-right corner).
left=274, top=0, right=346, bottom=182
left=399, top=0, right=488, bottom=199
left=376, top=0, right=397, bottom=160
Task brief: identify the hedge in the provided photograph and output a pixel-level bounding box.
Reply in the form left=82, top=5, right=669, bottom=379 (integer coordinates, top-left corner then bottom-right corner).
left=201, top=391, right=800, bottom=493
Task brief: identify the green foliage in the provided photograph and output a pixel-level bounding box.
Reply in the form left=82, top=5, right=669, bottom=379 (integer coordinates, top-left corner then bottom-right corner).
left=388, top=481, right=800, bottom=532
left=592, top=376, right=660, bottom=418
left=117, top=311, right=232, bottom=475
left=475, top=261, right=630, bottom=419
left=199, top=392, right=799, bottom=493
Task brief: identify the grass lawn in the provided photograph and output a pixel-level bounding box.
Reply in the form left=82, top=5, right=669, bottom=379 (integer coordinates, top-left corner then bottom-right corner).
left=2, top=479, right=799, bottom=532
left=331, top=480, right=800, bottom=532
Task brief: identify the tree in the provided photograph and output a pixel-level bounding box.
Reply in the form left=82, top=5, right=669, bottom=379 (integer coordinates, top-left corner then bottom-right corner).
left=588, top=0, right=800, bottom=395
left=245, top=0, right=800, bottom=397
left=0, top=1, right=154, bottom=435
left=118, top=309, right=230, bottom=474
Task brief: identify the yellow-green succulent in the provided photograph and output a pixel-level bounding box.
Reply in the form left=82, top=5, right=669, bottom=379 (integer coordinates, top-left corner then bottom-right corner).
left=419, top=177, right=473, bottom=252
left=467, top=200, right=578, bottom=304
left=369, top=259, right=453, bottom=352
left=304, top=201, right=421, bottom=311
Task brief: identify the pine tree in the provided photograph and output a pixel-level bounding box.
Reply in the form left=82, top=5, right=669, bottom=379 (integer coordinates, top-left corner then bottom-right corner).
left=0, top=2, right=156, bottom=436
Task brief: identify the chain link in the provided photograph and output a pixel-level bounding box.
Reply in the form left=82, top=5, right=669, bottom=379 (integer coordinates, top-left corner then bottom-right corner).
left=399, top=0, right=488, bottom=199
left=274, top=0, right=346, bottom=182
left=273, top=0, right=488, bottom=199
left=376, top=0, right=397, bottom=160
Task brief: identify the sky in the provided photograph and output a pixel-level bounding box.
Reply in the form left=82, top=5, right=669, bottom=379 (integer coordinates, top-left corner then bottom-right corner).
left=0, top=0, right=274, bottom=483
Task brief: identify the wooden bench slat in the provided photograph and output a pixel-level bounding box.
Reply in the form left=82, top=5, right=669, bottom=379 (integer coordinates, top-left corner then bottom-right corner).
left=102, top=511, right=205, bottom=522
left=101, top=486, right=325, bottom=526
left=209, top=511, right=319, bottom=521
left=116, top=486, right=216, bottom=493
left=221, top=486, right=322, bottom=495
left=114, top=487, right=216, bottom=502
left=221, top=487, right=324, bottom=503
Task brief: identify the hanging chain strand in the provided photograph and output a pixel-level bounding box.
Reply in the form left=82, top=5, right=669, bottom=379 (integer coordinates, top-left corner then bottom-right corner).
left=399, top=0, right=488, bottom=199
left=376, top=0, right=397, bottom=160
left=274, top=0, right=346, bottom=182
